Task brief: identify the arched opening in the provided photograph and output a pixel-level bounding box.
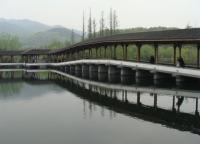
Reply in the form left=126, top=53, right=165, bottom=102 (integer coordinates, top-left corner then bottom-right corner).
left=140, top=44, right=154, bottom=62
left=181, top=44, right=197, bottom=67
left=116, top=45, right=123, bottom=60
left=127, top=44, right=137, bottom=61
left=158, top=44, right=174, bottom=64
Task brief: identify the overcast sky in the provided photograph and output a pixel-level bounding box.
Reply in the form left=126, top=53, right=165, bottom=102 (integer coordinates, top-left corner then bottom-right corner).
left=0, top=0, right=199, bottom=30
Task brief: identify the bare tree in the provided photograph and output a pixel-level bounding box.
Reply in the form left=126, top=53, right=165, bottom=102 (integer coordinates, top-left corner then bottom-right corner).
left=99, top=11, right=105, bottom=37
left=82, top=11, right=85, bottom=41
left=93, top=19, right=96, bottom=38
left=113, top=10, right=118, bottom=34
left=109, top=8, right=113, bottom=35
left=71, top=29, right=75, bottom=44
left=186, top=23, right=192, bottom=29
left=88, top=9, right=92, bottom=39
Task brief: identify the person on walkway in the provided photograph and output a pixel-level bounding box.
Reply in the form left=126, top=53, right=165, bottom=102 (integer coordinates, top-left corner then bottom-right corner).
left=179, top=57, right=185, bottom=67
left=149, top=56, right=155, bottom=64
left=176, top=96, right=184, bottom=112
left=176, top=57, right=180, bottom=67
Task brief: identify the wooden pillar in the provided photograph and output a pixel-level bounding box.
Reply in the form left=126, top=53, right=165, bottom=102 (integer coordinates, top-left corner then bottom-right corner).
left=136, top=44, right=141, bottom=62
left=110, top=46, right=112, bottom=59
left=154, top=94, right=157, bottom=108
left=172, top=96, right=175, bottom=111
left=76, top=50, right=78, bottom=60
left=89, top=49, right=92, bottom=59
left=137, top=92, right=141, bottom=105
left=178, top=44, right=182, bottom=57
left=37, top=55, right=39, bottom=62
left=197, top=44, right=200, bottom=68
left=85, top=49, right=87, bottom=59
left=81, top=49, right=84, bottom=59
left=82, top=50, right=84, bottom=59
left=154, top=44, right=158, bottom=64
left=125, top=44, right=128, bottom=60
left=73, top=51, right=75, bottom=60
left=64, top=52, right=66, bottom=61
left=78, top=50, right=80, bottom=60
left=104, top=46, right=107, bottom=58
left=87, top=49, right=89, bottom=59
left=79, top=50, right=81, bottom=60
left=88, top=49, right=90, bottom=59
left=173, top=44, right=177, bottom=65
left=11, top=56, right=13, bottom=63
left=33, top=55, right=35, bottom=63
left=125, top=91, right=128, bottom=102
left=25, top=55, right=27, bottom=63
left=122, top=44, right=125, bottom=60
left=75, top=50, right=78, bottom=60
left=66, top=52, right=69, bottom=61
left=114, top=45, right=117, bottom=60
left=47, top=55, right=50, bottom=62
left=27, top=55, right=29, bottom=63
left=99, top=47, right=102, bottom=58
left=95, top=48, right=98, bottom=58
left=196, top=98, right=199, bottom=115
left=71, top=52, right=74, bottom=60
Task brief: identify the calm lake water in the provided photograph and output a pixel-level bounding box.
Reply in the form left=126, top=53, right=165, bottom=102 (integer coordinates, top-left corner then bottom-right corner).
left=0, top=71, right=200, bottom=144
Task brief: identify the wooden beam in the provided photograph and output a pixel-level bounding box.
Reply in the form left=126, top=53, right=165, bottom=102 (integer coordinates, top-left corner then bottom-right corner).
left=95, top=47, right=98, bottom=58
left=197, top=44, right=200, bottom=68
left=104, top=46, right=107, bottom=58
left=154, top=44, right=158, bottom=64
left=121, top=44, right=125, bottom=60
left=173, top=44, right=177, bottom=65
left=125, top=44, right=128, bottom=60
left=136, top=44, right=142, bottom=62
left=178, top=44, right=182, bottom=57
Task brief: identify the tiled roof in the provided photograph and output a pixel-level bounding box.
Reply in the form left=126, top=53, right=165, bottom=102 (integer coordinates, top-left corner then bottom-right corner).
left=51, top=28, right=200, bottom=54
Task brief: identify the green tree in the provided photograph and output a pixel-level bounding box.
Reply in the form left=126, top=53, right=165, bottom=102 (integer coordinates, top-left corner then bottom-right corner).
left=82, top=11, right=85, bottom=41
left=47, top=40, right=65, bottom=49
left=93, top=19, right=96, bottom=38
left=71, top=29, right=75, bottom=45
left=88, top=9, right=92, bottom=39
left=0, top=34, right=22, bottom=50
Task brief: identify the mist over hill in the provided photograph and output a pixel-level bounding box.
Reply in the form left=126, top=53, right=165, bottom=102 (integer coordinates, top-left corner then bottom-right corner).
left=0, top=18, right=179, bottom=50
left=0, top=18, right=81, bottom=49
left=24, top=27, right=81, bottom=48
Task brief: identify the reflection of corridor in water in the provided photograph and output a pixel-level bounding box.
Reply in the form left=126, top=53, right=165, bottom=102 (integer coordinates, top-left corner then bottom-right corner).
left=0, top=69, right=200, bottom=135
left=48, top=71, right=200, bottom=135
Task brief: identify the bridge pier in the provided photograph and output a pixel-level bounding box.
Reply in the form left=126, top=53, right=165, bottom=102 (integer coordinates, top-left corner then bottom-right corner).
left=82, top=64, right=89, bottom=78
left=69, top=65, right=75, bottom=75
left=153, top=72, right=172, bottom=80
left=75, top=65, right=82, bottom=77
left=172, top=96, right=176, bottom=112
left=137, top=92, right=141, bottom=106
left=98, top=65, right=108, bottom=82
left=64, top=66, right=70, bottom=73
left=136, top=70, right=153, bottom=84
left=153, top=72, right=174, bottom=85
left=121, top=67, right=135, bottom=84
left=175, top=75, right=199, bottom=87
left=195, top=98, right=199, bottom=116
left=154, top=94, right=158, bottom=109
left=108, top=66, right=120, bottom=83
left=89, top=65, right=98, bottom=80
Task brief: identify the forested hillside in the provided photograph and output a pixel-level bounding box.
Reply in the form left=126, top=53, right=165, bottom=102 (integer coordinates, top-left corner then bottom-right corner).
left=0, top=19, right=81, bottom=49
